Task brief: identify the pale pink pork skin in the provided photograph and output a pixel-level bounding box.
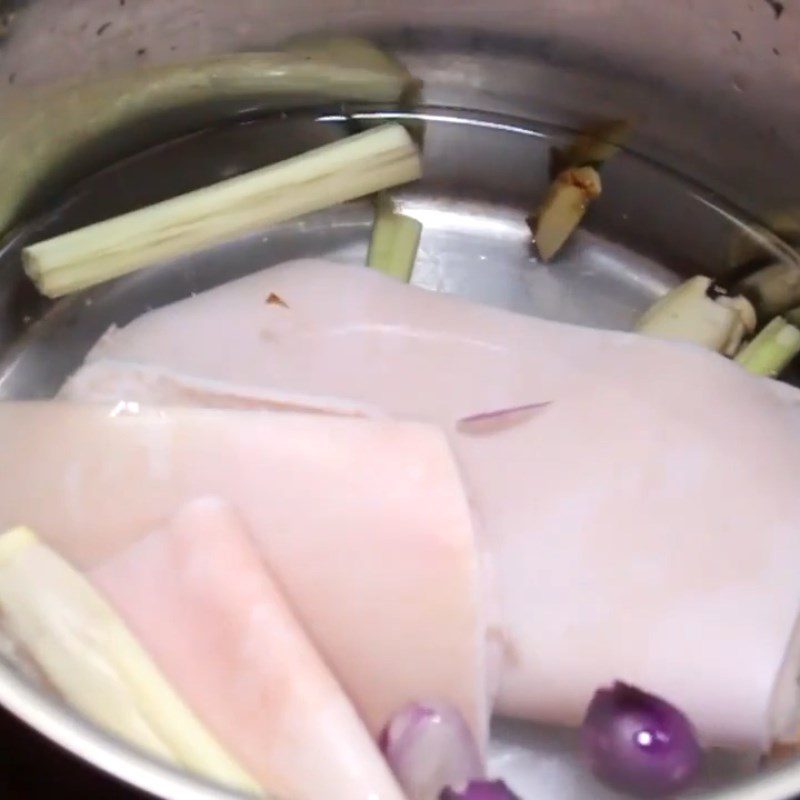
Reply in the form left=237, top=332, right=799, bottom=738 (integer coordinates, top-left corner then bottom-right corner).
left=90, top=496, right=407, bottom=800
left=62, top=258, right=800, bottom=752
left=0, top=402, right=489, bottom=749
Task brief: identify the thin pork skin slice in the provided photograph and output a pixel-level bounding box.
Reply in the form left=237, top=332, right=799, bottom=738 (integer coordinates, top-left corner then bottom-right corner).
left=90, top=497, right=407, bottom=800
left=68, top=258, right=800, bottom=751
left=0, top=402, right=488, bottom=747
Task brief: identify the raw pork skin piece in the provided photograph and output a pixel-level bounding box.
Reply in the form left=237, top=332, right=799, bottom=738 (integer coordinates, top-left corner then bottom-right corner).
left=0, top=402, right=489, bottom=747
left=64, top=258, right=800, bottom=750
left=91, top=496, right=408, bottom=800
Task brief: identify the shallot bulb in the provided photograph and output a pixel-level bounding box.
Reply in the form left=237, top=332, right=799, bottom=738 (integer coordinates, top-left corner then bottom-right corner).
left=440, top=779, right=521, bottom=799
left=580, top=682, right=702, bottom=798
left=379, top=701, right=484, bottom=800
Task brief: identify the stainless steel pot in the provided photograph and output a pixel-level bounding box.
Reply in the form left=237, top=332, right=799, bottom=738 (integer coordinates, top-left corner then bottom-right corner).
left=0, top=1, right=799, bottom=798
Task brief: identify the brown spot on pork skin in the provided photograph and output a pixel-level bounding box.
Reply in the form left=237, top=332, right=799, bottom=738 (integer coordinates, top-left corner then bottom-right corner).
left=266, top=293, right=289, bottom=308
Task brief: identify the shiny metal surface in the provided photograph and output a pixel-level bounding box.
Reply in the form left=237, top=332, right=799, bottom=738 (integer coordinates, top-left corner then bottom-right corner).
left=1, top=2, right=799, bottom=799
left=2, top=0, right=799, bottom=215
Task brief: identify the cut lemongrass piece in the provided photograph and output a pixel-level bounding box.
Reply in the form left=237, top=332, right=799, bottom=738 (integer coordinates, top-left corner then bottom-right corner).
left=0, top=526, right=260, bottom=794
left=735, top=317, right=800, bottom=377
left=735, top=261, right=800, bottom=319
left=0, top=530, right=171, bottom=764
left=785, top=305, right=800, bottom=328
left=367, top=195, right=422, bottom=282
left=1, top=38, right=418, bottom=234
left=529, top=166, right=601, bottom=261
left=283, top=36, right=423, bottom=135
left=560, top=119, right=633, bottom=169
left=635, top=276, right=756, bottom=355
left=726, top=206, right=800, bottom=277
left=24, top=123, right=422, bottom=298
left=284, top=34, right=421, bottom=104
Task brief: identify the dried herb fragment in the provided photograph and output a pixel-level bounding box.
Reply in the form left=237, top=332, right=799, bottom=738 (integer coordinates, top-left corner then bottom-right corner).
left=266, top=292, right=289, bottom=308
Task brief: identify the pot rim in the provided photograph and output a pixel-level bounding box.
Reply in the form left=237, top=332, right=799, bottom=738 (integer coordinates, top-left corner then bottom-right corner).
left=0, top=655, right=253, bottom=800
left=1, top=652, right=799, bottom=800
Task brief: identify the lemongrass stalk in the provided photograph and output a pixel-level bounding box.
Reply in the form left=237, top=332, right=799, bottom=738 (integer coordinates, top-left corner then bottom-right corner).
left=529, top=166, right=601, bottom=261
left=735, top=317, right=800, bottom=376
left=726, top=207, right=800, bottom=282
left=635, top=276, right=756, bottom=355
left=24, top=123, right=421, bottom=297
left=1, top=38, right=417, bottom=234
left=785, top=305, right=800, bottom=328
left=532, top=120, right=629, bottom=261
left=367, top=195, right=422, bottom=281
left=287, top=35, right=425, bottom=146
left=0, top=527, right=260, bottom=794
left=735, top=261, right=800, bottom=318
left=284, top=34, right=421, bottom=104
left=560, top=119, right=633, bottom=169
left=0, top=529, right=171, bottom=763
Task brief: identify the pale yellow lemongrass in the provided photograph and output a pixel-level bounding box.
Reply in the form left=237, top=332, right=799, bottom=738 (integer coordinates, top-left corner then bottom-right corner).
left=24, top=123, right=421, bottom=297
left=0, top=527, right=261, bottom=795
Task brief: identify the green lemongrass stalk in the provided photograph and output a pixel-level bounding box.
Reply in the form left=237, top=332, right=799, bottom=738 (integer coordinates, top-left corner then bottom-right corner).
left=735, top=317, right=800, bottom=377
left=0, top=38, right=417, bottom=235
left=635, top=276, right=756, bottom=355
left=0, top=526, right=260, bottom=794
left=367, top=195, right=422, bottom=281
left=24, top=123, right=422, bottom=297
left=529, top=166, right=601, bottom=261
